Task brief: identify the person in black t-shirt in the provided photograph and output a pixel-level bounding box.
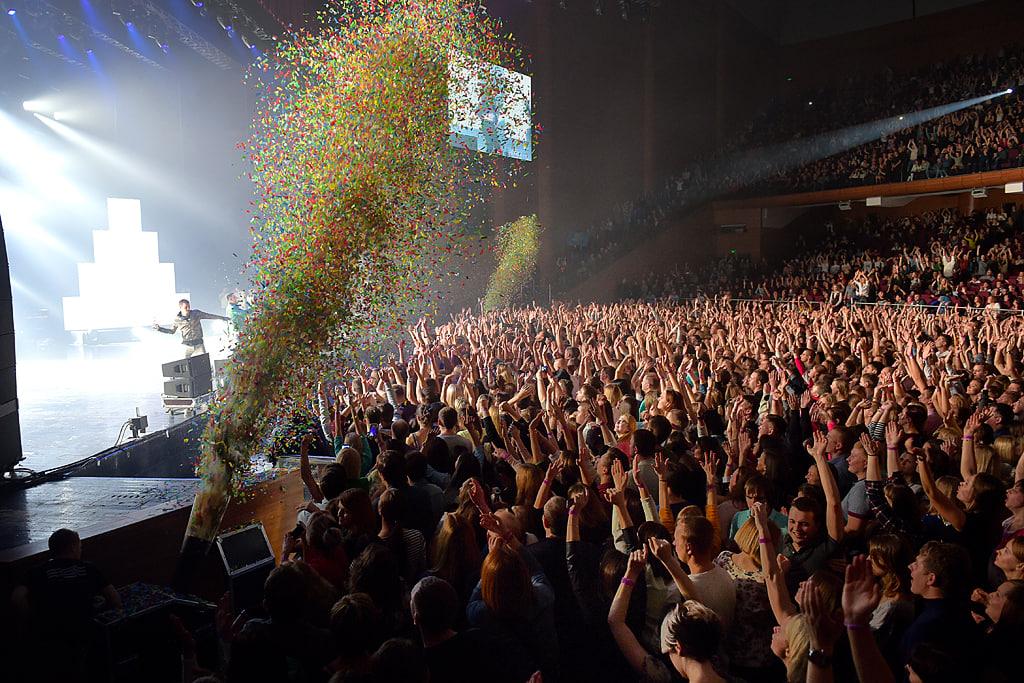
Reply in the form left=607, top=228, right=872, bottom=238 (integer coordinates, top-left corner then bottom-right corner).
left=16, top=528, right=122, bottom=633
left=411, top=576, right=507, bottom=683
left=12, top=528, right=122, bottom=678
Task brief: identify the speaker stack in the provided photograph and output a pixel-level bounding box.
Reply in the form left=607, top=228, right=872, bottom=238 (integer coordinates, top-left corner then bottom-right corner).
left=0, top=216, right=23, bottom=476
left=162, top=353, right=213, bottom=398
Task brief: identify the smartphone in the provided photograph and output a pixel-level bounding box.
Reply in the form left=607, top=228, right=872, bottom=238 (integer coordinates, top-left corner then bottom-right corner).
left=369, top=425, right=379, bottom=438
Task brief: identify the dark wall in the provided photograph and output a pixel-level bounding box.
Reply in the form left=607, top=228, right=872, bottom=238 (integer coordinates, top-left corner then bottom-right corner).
left=485, top=1, right=785, bottom=281
left=484, top=1, right=754, bottom=267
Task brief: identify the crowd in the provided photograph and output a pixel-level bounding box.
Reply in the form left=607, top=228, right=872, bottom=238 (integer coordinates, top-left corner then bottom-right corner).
left=558, top=46, right=1024, bottom=290
left=626, top=205, right=1024, bottom=310
left=21, top=295, right=1024, bottom=683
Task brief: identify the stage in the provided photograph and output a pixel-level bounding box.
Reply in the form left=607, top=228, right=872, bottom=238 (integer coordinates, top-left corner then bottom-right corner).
left=15, top=331, right=231, bottom=472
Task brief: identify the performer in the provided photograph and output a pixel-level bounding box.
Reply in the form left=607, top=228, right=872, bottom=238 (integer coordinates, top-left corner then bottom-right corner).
left=153, top=299, right=229, bottom=358
left=225, top=291, right=249, bottom=335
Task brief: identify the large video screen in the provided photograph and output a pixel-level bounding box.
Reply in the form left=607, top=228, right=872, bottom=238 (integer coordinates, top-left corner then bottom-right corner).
left=449, top=53, right=532, bottom=161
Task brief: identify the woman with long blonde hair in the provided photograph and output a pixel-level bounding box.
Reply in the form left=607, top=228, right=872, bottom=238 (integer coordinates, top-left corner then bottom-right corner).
left=713, top=516, right=781, bottom=679
left=429, top=511, right=481, bottom=604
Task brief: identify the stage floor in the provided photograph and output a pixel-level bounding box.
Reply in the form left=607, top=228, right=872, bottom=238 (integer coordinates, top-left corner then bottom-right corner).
left=16, top=335, right=227, bottom=472
left=0, top=476, right=199, bottom=551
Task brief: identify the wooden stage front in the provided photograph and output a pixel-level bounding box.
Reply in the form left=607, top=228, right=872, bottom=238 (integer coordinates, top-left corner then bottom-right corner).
left=0, top=469, right=306, bottom=600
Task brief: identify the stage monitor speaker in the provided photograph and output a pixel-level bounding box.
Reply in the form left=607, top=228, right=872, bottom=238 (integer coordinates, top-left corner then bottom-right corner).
left=163, top=377, right=213, bottom=398
left=216, top=523, right=276, bottom=613
left=0, top=215, right=22, bottom=475
left=162, top=353, right=212, bottom=379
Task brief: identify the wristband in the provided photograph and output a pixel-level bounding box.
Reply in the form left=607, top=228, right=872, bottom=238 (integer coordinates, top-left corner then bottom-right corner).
left=543, top=478, right=553, bottom=485
left=620, top=577, right=636, bottom=587
left=758, top=538, right=769, bottom=544
left=844, top=621, right=869, bottom=630
left=568, top=508, right=578, bottom=516
left=962, top=435, right=974, bottom=441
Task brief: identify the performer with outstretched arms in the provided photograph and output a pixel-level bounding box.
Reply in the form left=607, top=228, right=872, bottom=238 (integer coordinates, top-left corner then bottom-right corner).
left=153, top=299, right=229, bottom=358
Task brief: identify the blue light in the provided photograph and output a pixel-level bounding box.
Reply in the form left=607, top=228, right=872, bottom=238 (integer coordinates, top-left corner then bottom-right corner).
left=125, top=21, right=133, bottom=28
left=57, top=33, right=65, bottom=40
left=6, top=9, right=15, bottom=16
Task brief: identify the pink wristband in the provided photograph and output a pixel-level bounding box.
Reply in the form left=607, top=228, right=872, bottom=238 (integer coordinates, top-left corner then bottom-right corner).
left=844, top=622, right=869, bottom=630
left=962, top=435, right=974, bottom=441
left=620, top=577, right=635, bottom=587
left=758, top=538, right=769, bottom=544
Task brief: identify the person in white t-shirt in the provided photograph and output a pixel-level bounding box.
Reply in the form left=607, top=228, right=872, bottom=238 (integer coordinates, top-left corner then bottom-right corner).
left=673, top=515, right=736, bottom=631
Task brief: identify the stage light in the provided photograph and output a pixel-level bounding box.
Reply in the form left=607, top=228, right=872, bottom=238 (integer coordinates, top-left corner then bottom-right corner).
left=240, top=34, right=252, bottom=49
left=22, top=99, right=44, bottom=112
left=7, top=9, right=15, bottom=16
left=216, top=15, right=228, bottom=30
left=125, top=21, right=133, bottom=28
left=807, top=101, right=813, bottom=106
left=57, top=33, right=65, bottom=40
left=190, top=0, right=203, bottom=6
left=53, top=111, right=70, bottom=121
left=1007, top=88, right=1014, bottom=95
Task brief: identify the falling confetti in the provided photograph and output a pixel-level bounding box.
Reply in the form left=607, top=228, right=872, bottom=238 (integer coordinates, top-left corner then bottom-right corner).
left=483, top=214, right=542, bottom=311
left=184, top=0, right=533, bottom=542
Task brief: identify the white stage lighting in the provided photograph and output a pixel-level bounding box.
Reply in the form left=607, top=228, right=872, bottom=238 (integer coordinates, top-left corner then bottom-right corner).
left=22, top=100, right=45, bottom=112
left=63, top=198, right=189, bottom=332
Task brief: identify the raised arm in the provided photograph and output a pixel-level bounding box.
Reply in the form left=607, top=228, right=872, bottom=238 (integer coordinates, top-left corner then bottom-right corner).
left=607, top=548, right=653, bottom=675
left=810, top=431, right=845, bottom=543
left=842, top=555, right=896, bottom=683
left=647, top=538, right=700, bottom=602
left=961, top=411, right=981, bottom=480
left=917, top=451, right=966, bottom=531
left=752, top=502, right=797, bottom=627
left=299, top=434, right=324, bottom=503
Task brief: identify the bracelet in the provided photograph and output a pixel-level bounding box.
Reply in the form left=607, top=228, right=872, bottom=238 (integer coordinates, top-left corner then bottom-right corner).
left=543, top=479, right=553, bottom=485
left=962, top=435, right=974, bottom=441
left=568, top=508, right=579, bottom=516
left=758, top=538, right=769, bottom=544
left=620, top=577, right=636, bottom=587
left=844, top=621, right=869, bottom=630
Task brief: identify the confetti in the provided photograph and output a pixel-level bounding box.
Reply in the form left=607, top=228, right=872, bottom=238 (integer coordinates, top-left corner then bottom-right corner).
left=185, top=0, right=532, bottom=541
left=483, top=214, right=542, bottom=311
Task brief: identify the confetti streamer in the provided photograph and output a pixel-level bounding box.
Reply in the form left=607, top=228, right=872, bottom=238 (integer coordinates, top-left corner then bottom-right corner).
left=184, top=0, right=533, bottom=542
left=483, top=214, right=542, bottom=311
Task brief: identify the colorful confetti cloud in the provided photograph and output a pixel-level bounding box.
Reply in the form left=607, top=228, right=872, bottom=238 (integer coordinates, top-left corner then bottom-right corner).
left=185, top=0, right=532, bottom=541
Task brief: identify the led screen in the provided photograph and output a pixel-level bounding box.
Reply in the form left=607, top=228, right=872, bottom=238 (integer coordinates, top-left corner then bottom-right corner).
left=449, top=53, right=532, bottom=161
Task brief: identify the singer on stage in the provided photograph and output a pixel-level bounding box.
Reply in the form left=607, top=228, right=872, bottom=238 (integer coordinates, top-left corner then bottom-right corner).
left=153, top=299, right=229, bottom=358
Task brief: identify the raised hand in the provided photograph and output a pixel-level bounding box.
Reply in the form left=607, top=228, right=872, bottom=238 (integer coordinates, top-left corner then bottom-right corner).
left=646, top=537, right=678, bottom=568
left=842, top=554, right=882, bottom=627
left=653, top=452, right=670, bottom=479
left=963, top=411, right=982, bottom=437
left=604, top=486, right=626, bottom=508
left=751, top=500, right=769, bottom=531
left=801, top=575, right=843, bottom=650
left=858, top=433, right=879, bottom=458
left=884, top=421, right=901, bottom=450
left=810, top=430, right=828, bottom=459
left=611, top=457, right=629, bottom=491
left=468, top=478, right=491, bottom=515
left=625, top=547, right=648, bottom=580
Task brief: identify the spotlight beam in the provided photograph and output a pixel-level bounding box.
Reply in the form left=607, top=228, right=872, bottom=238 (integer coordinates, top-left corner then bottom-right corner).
left=706, top=90, right=1013, bottom=196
